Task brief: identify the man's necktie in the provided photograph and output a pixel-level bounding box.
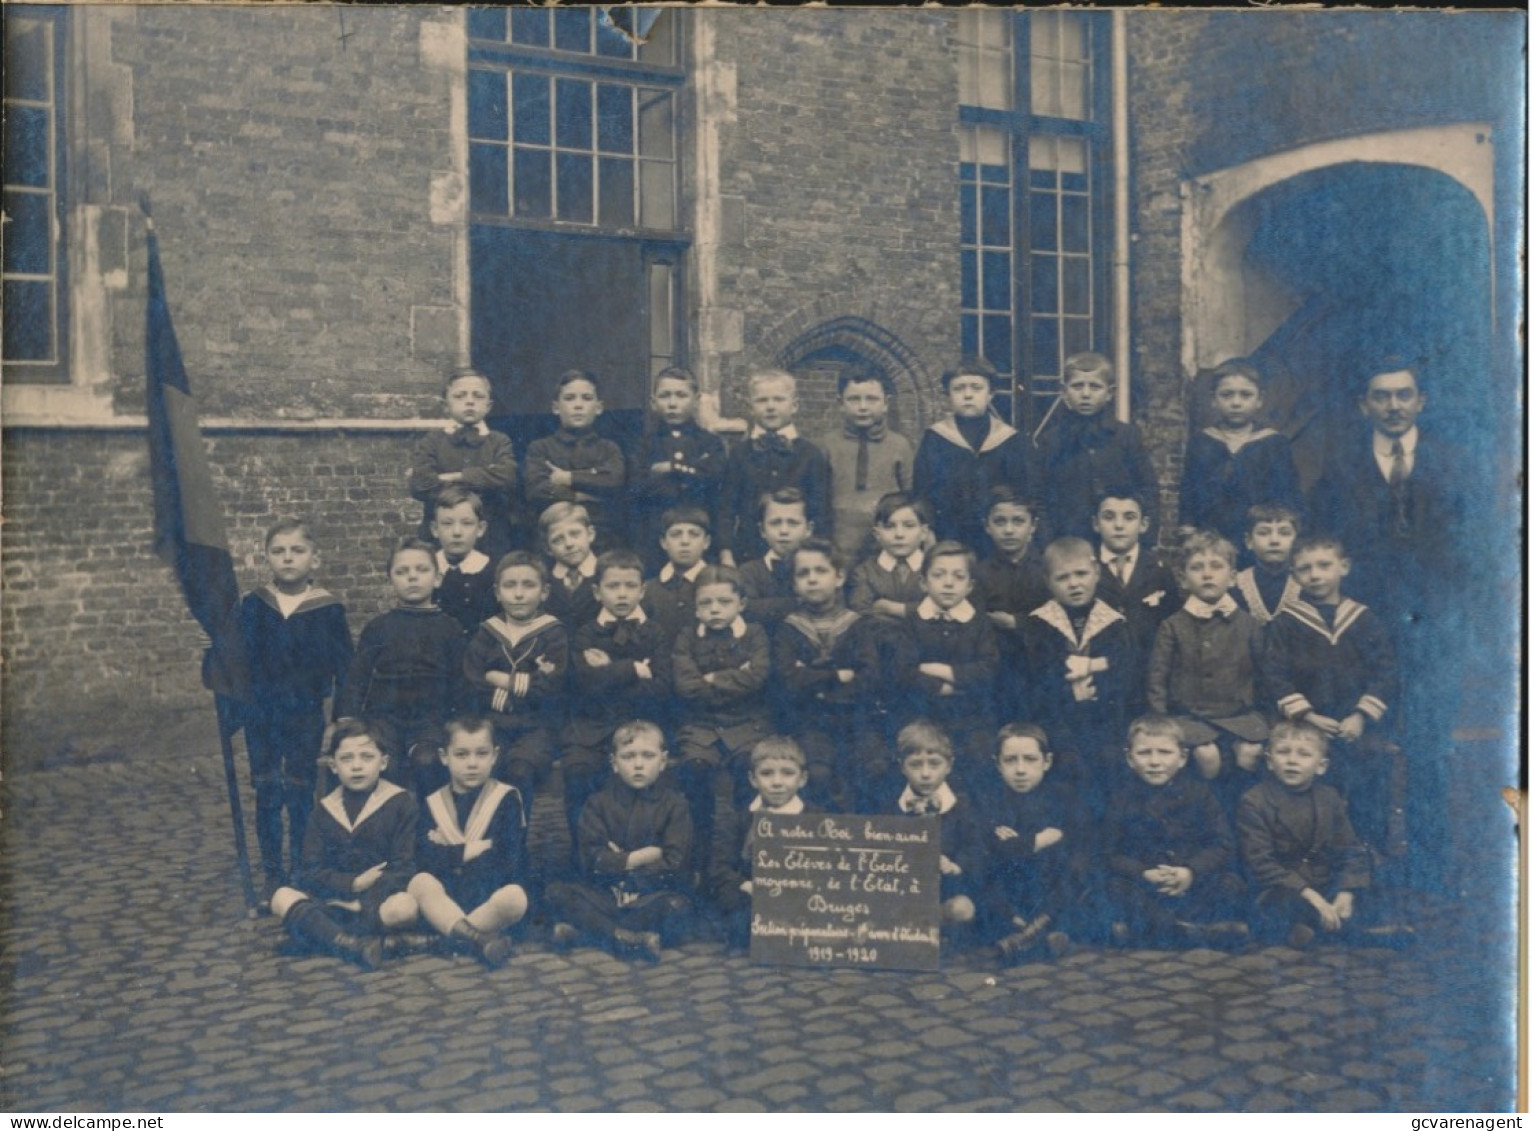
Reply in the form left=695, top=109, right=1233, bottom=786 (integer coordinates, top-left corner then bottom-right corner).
left=855, top=430, right=870, bottom=491
left=1388, top=439, right=1410, bottom=535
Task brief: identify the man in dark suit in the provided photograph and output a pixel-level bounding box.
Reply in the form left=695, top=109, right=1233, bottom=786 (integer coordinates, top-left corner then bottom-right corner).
left=1310, top=361, right=1472, bottom=890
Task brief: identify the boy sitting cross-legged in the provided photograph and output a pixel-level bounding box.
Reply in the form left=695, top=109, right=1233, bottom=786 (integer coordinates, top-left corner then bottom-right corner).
left=708, top=736, right=822, bottom=951
left=983, top=724, right=1089, bottom=964
left=1237, top=720, right=1388, bottom=949
left=270, top=719, right=419, bottom=970
left=772, top=538, right=886, bottom=811
left=1104, top=715, right=1247, bottom=949
left=547, top=720, right=695, bottom=962
left=406, top=715, right=529, bottom=968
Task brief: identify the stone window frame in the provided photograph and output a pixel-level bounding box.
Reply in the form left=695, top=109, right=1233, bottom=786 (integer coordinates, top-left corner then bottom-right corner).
left=4, top=3, right=71, bottom=385
left=956, top=9, right=1113, bottom=436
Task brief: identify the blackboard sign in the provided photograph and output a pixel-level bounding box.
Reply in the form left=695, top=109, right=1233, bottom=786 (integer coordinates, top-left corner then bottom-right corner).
left=748, top=813, right=943, bottom=971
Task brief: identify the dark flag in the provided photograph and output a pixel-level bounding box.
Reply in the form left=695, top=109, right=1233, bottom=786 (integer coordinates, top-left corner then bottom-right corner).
left=143, top=203, right=258, bottom=912
left=144, top=211, right=250, bottom=707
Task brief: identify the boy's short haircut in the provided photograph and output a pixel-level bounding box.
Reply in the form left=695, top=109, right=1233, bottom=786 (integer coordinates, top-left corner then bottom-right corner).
left=555, top=368, right=601, bottom=396
left=594, top=549, right=646, bottom=585
left=388, top=535, right=438, bottom=572
left=264, top=515, right=313, bottom=549
left=922, top=540, right=977, bottom=576
left=1290, top=533, right=1348, bottom=562
left=494, top=550, right=549, bottom=586
left=897, top=719, right=954, bottom=761
left=873, top=491, right=933, bottom=528
left=654, top=365, right=699, bottom=392
left=1268, top=718, right=1330, bottom=756
left=1042, top=536, right=1098, bottom=573
left=1245, top=504, right=1302, bottom=534
left=539, top=500, right=594, bottom=534
left=750, top=735, right=807, bottom=770
left=1126, top=714, right=1186, bottom=749
left=327, top=716, right=391, bottom=760
left=443, top=366, right=492, bottom=397
left=757, top=486, right=808, bottom=524
left=612, top=718, right=665, bottom=753
left=790, top=537, right=843, bottom=573
left=837, top=366, right=895, bottom=398
left=748, top=368, right=797, bottom=396
left=940, top=355, right=997, bottom=392
left=1176, top=529, right=1237, bottom=571
left=997, top=722, right=1052, bottom=756
left=433, top=484, right=486, bottom=519
left=1094, top=485, right=1151, bottom=514
left=660, top=505, right=711, bottom=536
left=984, top=485, right=1041, bottom=520
left=1210, top=357, right=1264, bottom=392
left=1063, top=351, right=1116, bottom=384
left=443, top=713, right=496, bottom=746
left=694, top=564, right=743, bottom=597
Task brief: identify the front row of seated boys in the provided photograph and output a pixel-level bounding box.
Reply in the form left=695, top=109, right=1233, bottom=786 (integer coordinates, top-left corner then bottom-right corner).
left=271, top=708, right=1396, bottom=971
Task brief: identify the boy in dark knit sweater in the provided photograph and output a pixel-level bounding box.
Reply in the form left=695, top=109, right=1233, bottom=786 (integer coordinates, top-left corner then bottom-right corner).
left=1104, top=716, right=1246, bottom=949
left=336, top=538, right=466, bottom=794
left=239, top=517, right=353, bottom=891
left=547, top=721, right=694, bottom=962
left=1237, top=721, right=1377, bottom=948
left=524, top=370, right=626, bottom=540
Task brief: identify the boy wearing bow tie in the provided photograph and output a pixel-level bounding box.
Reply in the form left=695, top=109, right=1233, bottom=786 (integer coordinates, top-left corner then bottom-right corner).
left=409, top=368, right=519, bottom=559
left=716, top=369, right=832, bottom=566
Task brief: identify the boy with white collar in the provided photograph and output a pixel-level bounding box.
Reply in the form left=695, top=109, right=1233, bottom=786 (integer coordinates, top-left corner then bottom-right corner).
left=848, top=492, right=932, bottom=620
left=429, top=486, right=497, bottom=637
left=708, top=737, right=822, bottom=949
left=642, top=505, right=713, bottom=645
left=1021, top=537, right=1137, bottom=814
left=882, top=721, right=983, bottom=931
left=894, top=541, right=1000, bottom=783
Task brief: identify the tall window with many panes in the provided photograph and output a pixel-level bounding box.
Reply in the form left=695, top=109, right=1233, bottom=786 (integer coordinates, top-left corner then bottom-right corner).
left=3, top=5, right=68, bottom=382
left=956, top=10, right=1110, bottom=433
left=465, top=7, right=684, bottom=424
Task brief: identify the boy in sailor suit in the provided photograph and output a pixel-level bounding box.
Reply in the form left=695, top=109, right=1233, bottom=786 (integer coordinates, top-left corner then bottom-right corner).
left=1235, top=505, right=1304, bottom=625
left=1259, top=535, right=1405, bottom=862
left=462, top=552, right=569, bottom=810
left=239, top=517, right=353, bottom=892
left=270, top=720, right=418, bottom=970
left=407, top=716, right=529, bottom=968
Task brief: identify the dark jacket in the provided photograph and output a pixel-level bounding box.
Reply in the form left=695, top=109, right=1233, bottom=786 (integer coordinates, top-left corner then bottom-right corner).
left=1237, top=778, right=1371, bottom=895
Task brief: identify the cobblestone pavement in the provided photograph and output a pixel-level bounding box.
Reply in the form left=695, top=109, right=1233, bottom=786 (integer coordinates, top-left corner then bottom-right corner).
left=0, top=713, right=1517, bottom=1113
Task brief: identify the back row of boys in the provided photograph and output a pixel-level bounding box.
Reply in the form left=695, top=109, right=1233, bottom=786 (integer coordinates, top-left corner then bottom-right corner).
left=241, top=350, right=1407, bottom=966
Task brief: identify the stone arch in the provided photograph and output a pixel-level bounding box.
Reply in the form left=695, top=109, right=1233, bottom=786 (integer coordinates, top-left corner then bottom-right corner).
left=768, top=314, right=936, bottom=437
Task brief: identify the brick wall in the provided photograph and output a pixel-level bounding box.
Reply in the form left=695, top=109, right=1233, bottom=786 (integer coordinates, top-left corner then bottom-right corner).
left=706, top=10, right=962, bottom=436
left=103, top=6, right=459, bottom=420
left=1, top=428, right=430, bottom=718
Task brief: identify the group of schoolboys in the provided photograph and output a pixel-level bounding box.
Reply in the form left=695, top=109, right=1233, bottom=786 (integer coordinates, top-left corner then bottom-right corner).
left=242, top=352, right=1411, bottom=971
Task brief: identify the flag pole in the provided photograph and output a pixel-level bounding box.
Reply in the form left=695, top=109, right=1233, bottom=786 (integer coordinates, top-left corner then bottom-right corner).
left=142, top=194, right=260, bottom=919
left=216, top=694, right=261, bottom=918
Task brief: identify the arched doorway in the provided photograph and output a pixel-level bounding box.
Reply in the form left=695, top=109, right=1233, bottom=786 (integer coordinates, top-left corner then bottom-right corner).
left=1181, top=128, right=1493, bottom=493
left=771, top=315, right=935, bottom=438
